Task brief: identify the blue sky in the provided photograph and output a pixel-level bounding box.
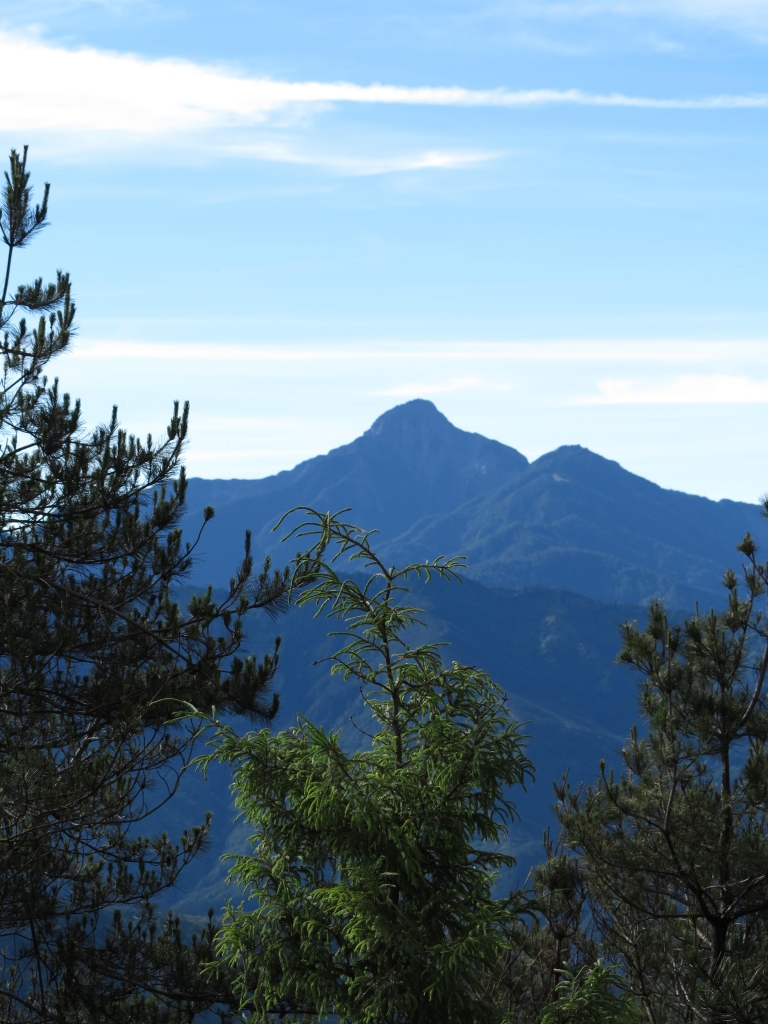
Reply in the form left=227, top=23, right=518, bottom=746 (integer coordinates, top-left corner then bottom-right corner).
left=1, top=0, right=767, bottom=501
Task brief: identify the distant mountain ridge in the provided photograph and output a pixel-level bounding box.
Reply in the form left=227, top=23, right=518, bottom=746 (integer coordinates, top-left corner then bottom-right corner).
left=166, top=402, right=766, bottom=909
left=184, top=399, right=763, bottom=608
left=392, top=442, right=761, bottom=608
left=186, top=398, right=528, bottom=543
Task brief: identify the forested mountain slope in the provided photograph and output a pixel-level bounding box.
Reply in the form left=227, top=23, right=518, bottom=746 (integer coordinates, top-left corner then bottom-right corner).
left=392, top=442, right=761, bottom=608
left=185, top=399, right=763, bottom=608
left=172, top=575, right=653, bottom=913
left=174, top=402, right=766, bottom=904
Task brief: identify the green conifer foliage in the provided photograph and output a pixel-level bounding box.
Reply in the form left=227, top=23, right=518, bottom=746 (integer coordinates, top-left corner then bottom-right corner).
left=488, top=829, right=597, bottom=1022
left=557, top=515, right=768, bottom=1023
left=196, top=509, right=534, bottom=1023
left=536, top=962, right=642, bottom=1024
left=0, top=148, right=288, bottom=1022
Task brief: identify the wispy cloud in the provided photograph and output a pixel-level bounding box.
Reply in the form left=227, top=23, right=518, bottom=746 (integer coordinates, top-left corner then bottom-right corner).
left=224, top=142, right=496, bottom=176
left=7, top=0, right=768, bottom=33
left=638, top=31, right=686, bottom=52
left=581, top=374, right=768, bottom=404
left=512, top=0, right=768, bottom=33
left=2, top=29, right=768, bottom=161
left=68, top=339, right=768, bottom=365
left=381, top=376, right=514, bottom=396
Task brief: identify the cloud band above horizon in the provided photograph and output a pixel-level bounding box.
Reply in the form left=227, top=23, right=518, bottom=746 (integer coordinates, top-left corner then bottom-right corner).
left=2, top=30, right=767, bottom=153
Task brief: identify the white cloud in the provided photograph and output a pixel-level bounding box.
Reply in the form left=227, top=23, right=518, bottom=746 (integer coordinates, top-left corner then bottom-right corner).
left=67, top=339, right=768, bottom=367
left=1, top=29, right=768, bottom=162
left=224, top=142, right=496, bottom=176
left=20, top=0, right=766, bottom=28
left=514, top=0, right=768, bottom=32
left=639, top=31, right=686, bottom=52
left=581, top=374, right=768, bottom=404
left=381, top=375, right=514, bottom=396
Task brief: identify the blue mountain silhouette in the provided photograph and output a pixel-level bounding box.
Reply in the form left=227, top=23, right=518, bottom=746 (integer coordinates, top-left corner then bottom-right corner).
left=159, top=401, right=768, bottom=908
left=185, top=398, right=762, bottom=609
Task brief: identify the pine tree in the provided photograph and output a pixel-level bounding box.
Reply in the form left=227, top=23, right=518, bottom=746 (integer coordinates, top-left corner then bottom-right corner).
left=487, top=829, right=597, bottom=1022
left=536, top=962, right=642, bottom=1024
left=0, top=147, right=288, bottom=1022
left=557, top=515, right=768, bottom=1023
left=196, top=509, right=534, bottom=1023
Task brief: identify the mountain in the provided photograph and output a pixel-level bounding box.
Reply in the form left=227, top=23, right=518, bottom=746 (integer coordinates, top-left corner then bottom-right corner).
left=163, top=402, right=765, bottom=912
left=393, top=443, right=762, bottom=608
left=185, top=398, right=527, bottom=569
left=169, top=575, right=652, bottom=914
left=184, top=399, right=763, bottom=608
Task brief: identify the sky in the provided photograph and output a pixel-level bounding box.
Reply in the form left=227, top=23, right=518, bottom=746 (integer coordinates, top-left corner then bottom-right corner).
left=1, top=1, right=767, bottom=502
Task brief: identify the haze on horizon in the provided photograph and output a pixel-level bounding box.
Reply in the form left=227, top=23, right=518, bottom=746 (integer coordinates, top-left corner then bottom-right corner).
left=1, top=0, right=767, bottom=503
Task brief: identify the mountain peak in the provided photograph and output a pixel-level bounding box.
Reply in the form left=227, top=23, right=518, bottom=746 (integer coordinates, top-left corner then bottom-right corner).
left=366, top=399, right=451, bottom=438
left=358, top=401, right=527, bottom=495
left=184, top=401, right=529, bottom=568
left=183, top=401, right=762, bottom=609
